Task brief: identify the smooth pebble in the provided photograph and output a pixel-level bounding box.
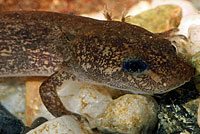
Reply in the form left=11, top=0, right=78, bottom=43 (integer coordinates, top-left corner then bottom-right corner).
left=97, top=94, right=158, bottom=134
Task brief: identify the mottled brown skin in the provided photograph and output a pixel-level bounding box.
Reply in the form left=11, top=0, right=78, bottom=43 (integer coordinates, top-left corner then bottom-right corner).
left=0, top=11, right=194, bottom=119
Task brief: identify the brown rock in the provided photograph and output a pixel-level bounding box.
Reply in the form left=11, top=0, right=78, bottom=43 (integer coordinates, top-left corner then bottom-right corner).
left=25, top=77, right=46, bottom=126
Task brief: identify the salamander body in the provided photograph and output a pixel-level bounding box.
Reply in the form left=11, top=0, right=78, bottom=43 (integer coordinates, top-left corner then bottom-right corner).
left=0, top=11, right=194, bottom=118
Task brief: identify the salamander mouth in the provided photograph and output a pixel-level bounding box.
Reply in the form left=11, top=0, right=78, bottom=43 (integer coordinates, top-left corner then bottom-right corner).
left=155, top=59, right=195, bottom=94
left=155, top=76, right=192, bottom=94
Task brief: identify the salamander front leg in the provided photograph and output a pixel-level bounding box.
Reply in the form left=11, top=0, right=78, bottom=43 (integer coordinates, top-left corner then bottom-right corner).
left=39, top=69, right=85, bottom=121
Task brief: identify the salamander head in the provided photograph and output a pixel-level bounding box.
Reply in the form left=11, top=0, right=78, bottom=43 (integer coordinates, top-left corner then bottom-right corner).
left=72, top=22, right=195, bottom=95
left=110, top=39, right=193, bottom=94
left=117, top=38, right=194, bottom=94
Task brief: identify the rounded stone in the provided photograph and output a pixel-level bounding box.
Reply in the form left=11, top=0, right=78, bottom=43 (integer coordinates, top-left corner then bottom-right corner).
left=96, top=94, right=158, bottom=134
left=26, top=115, right=93, bottom=134
left=58, top=81, right=112, bottom=128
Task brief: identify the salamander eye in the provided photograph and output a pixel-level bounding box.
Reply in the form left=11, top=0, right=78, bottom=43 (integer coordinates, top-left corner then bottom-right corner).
left=171, top=41, right=177, bottom=52
left=171, top=44, right=177, bottom=52
left=122, top=59, right=148, bottom=74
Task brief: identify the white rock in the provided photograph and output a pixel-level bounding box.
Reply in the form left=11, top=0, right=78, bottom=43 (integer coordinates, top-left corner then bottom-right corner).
left=35, top=103, right=55, bottom=121
left=33, top=80, right=112, bottom=129
left=58, top=81, right=113, bottom=128
left=187, top=25, right=200, bottom=55
left=176, top=14, right=200, bottom=55
left=97, top=94, right=158, bottom=134
left=27, top=115, right=93, bottom=134
left=1, top=89, right=25, bottom=114
left=1, top=85, right=26, bottom=123
left=81, top=12, right=106, bottom=20
left=178, top=14, right=200, bottom=37
left=127, top=1, right=151, bottom=16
